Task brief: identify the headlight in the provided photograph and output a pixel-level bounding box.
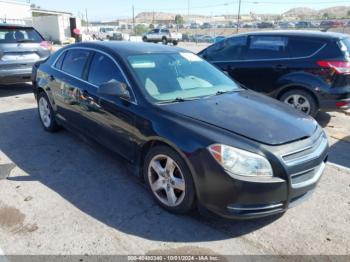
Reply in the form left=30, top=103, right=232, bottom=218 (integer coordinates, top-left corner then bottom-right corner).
left=208, top=144, right=273, bottom=177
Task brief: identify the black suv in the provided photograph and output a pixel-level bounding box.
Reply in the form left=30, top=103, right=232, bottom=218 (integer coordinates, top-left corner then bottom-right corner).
left=199, top=31, right=350, bottom=116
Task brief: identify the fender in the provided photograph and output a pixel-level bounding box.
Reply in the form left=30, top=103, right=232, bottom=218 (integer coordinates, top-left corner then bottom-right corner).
left=273, top=72, right=330, bottom=101
left=35, top=69, right=58, bottom=112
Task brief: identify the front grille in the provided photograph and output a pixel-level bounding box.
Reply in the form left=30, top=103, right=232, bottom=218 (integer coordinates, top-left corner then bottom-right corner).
left=282, top=129, right=328, bottom=167
left=290, top=161, right=326, bottom=188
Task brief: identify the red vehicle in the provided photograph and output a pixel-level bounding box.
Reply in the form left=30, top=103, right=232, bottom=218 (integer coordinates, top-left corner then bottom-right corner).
left=320, top=20, right=345, bottom=30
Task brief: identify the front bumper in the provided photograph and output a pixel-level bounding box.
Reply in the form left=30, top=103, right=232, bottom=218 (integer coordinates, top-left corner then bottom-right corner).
left=192, top=128, right=328, bottom=219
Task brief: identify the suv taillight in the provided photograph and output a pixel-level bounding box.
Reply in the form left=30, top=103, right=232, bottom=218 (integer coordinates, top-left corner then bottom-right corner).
left=40, top=41, right=52, bottom=51
left=317, top=60, right=350, bottom=75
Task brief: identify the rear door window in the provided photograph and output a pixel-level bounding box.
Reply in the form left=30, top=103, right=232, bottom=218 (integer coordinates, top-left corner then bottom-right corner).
left=88, top=52, right=124, bottom=86
left=204, top=36, right=247, bottom=61
left=339, top=38, right=350, bottom=58
left=244, top=36, right=289, bottom=60
left=61, top=49, right=90, bottom=78
left=54, top=51, right=67, bottom=70
left=288, top=37, right=325, bottom=58
left=0, top=27, right=43, bottom=43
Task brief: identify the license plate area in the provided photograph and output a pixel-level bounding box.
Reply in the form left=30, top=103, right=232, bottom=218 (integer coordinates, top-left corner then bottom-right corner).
left=1, top=53, right=40, bottom=62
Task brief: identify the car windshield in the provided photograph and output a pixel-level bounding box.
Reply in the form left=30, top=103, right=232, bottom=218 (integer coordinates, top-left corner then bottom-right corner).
left=0, top=27, right=43, bottom=43
left=128, top=52, right=240, bottom=103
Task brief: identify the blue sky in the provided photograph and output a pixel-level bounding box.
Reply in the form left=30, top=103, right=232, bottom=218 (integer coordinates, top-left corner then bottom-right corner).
left=30, top=0, right=350, bottom=20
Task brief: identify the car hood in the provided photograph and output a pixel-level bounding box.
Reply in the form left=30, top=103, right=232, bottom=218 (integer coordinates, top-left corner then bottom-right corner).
left=161, top=90, right=318, bottom=145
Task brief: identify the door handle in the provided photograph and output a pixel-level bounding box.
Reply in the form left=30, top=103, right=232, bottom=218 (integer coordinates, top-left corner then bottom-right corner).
left=81, top=90, right=95, bottom=102
left=275, top=64, right=287, bottom=70
left=82, top=90, right=93, bottom=101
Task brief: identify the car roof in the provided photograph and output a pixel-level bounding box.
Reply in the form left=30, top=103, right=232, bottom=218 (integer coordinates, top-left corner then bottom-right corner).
left=233, top=30, right=348, bottom=40
left=0, top=23, right=33, bottom=28
left=71, top=41, right=189, bottom=57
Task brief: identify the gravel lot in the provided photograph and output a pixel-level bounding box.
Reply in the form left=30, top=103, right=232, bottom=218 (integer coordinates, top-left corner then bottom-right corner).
left=0, top=43, right=349, bottom=256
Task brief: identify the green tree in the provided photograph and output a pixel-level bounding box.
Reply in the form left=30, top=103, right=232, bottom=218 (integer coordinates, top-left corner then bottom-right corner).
left=175, top=15, right=184, bottom=25
left=149, top=24, right=154, bottom=29
left=134, top=24, right=148, bottom=36
left=347, top=10, right=350, bottom=18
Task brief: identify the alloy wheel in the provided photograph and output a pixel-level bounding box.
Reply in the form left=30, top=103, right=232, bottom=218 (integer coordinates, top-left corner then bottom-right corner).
left=38, top=96, right=52, bottom=128
left=284, top=94, right=311, bottom=114
left=147, top=154, right=186, bottom=207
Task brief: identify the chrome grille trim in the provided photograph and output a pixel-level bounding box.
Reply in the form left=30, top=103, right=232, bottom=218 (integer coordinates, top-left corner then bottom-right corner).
left=227, top=203, right=284, bottom=211
left=281, top=131, right=328, bottom=167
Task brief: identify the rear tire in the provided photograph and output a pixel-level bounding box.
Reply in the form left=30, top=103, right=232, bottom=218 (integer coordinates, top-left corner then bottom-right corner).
left=280, top=89, right=318, bottom=117
left=37, top=92, right=60, bottom=132
left=173, top=40, right=178, bottom=46
left=143, top=145, right=196, bottom=214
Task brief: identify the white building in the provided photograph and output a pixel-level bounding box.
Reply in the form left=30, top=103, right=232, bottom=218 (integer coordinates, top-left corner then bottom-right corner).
left=0, top=0, right=32, bottom=25
left=32, top=8, right=75, bottom=43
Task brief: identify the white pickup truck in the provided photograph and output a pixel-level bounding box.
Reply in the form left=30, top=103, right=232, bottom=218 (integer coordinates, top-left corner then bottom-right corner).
left=142, top=28, right=182, bottom=45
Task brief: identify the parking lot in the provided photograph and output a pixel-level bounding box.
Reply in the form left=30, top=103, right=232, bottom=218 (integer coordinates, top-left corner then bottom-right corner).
left=0, top=43, right=349, bottom=256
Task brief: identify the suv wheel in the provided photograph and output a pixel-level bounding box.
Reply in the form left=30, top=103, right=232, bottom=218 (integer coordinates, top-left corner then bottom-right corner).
left=144, top=146, right=195, bottom=214
left=38, top=92, right=59, bottom=132
left=162, top=37, right=168, bottom=45
left=173, top=40, right=178, bottom=46
left=280, top=89, right=318, bottom=117
left=142, top=36, right=148, bottom=42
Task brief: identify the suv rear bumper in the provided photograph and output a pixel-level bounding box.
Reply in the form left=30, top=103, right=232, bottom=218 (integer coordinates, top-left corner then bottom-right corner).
left=319, top=86, right=350, bottom=110
left=320, top=98, right=350, bottom=111
left=0, top=67, right=33, bottom=84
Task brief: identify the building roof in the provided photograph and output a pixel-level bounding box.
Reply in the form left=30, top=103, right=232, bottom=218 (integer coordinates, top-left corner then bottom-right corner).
left=31, top=8, right=72, bottom=16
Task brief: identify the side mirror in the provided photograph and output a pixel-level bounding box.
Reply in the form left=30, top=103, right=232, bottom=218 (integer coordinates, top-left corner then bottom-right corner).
left=98, top=79, right=131, bottom=100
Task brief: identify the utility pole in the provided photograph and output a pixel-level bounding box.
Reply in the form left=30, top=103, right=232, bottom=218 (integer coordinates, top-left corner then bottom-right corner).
left=236, top=0, right=241, bottom=33
left=132, top=5, right=135, bottom=35
left=187, top=0, right=190, bottom=22
left=85, top=8, right=89, bottom=32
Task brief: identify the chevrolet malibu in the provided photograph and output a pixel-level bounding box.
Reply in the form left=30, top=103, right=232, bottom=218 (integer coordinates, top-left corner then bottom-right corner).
left=32, top=42, right=329, bottom=219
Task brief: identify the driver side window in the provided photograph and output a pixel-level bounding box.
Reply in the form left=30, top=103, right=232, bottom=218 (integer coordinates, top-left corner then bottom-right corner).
left=88, top=52, right=124, bottom=86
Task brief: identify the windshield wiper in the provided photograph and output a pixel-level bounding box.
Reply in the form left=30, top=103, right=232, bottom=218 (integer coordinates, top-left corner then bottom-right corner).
left=216, top=91, right=229, bottom=95
left=157, top=97, right=198, bottom=104
left=16, top=39, right=36, bottom=43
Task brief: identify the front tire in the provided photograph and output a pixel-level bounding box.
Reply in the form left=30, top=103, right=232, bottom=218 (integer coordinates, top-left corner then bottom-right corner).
left=162, top=37, right=168, bottom=45
left=37, top=92, right=60, bottom=132
left=142, top=36, right=148, bottom=42
left=280, top=89, right=318, bottom=117
left=144, top=146, right=195, bottom=214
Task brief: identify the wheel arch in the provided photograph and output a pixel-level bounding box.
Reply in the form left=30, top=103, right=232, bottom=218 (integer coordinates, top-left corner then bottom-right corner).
left=275, top=84, right=320, bottom=108
left=137, top=137, right=197, bottom=184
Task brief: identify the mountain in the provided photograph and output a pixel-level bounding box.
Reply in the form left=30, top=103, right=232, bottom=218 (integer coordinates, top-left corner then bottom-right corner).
left=283, top=7, right=318, bottom=17
left=283, top=6, right=350, bottom=18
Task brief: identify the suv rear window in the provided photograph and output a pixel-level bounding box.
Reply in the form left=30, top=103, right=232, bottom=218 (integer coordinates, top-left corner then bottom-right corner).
left=0, top=27, right=43, bottom=44
left=339, top=38, right=350, bottom=57
left=288, top=37, right=325, bottom=58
